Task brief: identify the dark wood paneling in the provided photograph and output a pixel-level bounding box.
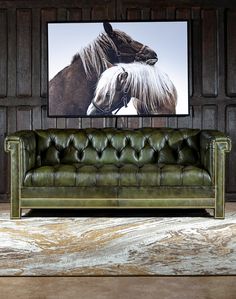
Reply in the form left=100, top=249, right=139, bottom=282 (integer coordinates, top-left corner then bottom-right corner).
left=0, top=10, right=7, bottom=97
left=192, top=8, right=201, bottom=97
left=126, top=8, right=142, bottom=20
left=67, top=8, right=82, bottom=21
left=0, top=0, right=236, bottom=201
left=40, top=8, right=57, bottom=97
left=201, top=9, right=218, bottom=96
left=32, top=8, right=41, bottom=97
left=192, top=105, right=202, bottom=129
left=66, top=118, right=81, bottom=128
left=7, top=107, right=17, bottom=134
left=0, top=107, right=7, bottom=194
left=42, top=106, right=56, bottom=129
left=17, top=9, right=32, bottom=97
left=202, top=105, right=217, bottom=129
left=16, top=107, right=32, bottom=131
left=226, top=9, right=236, bottom=96
left=226, top=106, right=236, bottom=194
left=7, top=8, right=16, bottom=97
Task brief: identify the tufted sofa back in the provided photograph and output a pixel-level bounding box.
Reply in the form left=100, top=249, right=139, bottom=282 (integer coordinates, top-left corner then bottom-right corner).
left=35, top=128, right=201, bottom=167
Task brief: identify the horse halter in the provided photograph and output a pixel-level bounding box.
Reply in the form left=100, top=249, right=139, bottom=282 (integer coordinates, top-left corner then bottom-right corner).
left=91, top=67, right=131, bottom=115
left=113, top=43, right=148, bottom=63
left=91, top=90, right=130, bottom=115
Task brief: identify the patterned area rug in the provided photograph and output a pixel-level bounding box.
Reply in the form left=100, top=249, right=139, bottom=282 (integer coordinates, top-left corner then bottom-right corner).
left=0, top=208, right=236, bottom=276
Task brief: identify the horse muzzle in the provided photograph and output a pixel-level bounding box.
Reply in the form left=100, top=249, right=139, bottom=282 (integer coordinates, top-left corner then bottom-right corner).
left=135, top=46, right=158, bottom=65
left=146, top=58, right=158, bottom=65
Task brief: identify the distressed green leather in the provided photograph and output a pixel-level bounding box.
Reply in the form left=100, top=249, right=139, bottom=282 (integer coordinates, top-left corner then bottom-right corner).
left=5, top=128, right=231, bottom=219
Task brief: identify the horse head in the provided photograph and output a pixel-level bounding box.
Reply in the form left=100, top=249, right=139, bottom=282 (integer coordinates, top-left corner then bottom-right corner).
left=87, top=62, right=177, bottom=116
left=103, top=22, right=158, bottom=66
left=87, top=63, right=131, bottom=115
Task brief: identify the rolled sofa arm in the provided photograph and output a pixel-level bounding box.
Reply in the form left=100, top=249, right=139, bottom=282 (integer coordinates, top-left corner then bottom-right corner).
left=4, top=131, right=36, bottom=219
left=200, top=130, right=232, bottom=218
left=200, top=130, right=231, bottom=181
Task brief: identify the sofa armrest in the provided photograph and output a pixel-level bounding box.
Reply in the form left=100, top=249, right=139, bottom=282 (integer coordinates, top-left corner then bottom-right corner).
left=200, top=130, right=231, bottom=181
left=5, top=130, right=37, bottom=177
left=4, top=131, right=36, bottom=219
left=200, top=130, right=231, bottom=218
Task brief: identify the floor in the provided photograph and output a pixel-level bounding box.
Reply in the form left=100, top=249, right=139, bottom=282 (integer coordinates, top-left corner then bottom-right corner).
left=0, top=202, right=236, bottom=299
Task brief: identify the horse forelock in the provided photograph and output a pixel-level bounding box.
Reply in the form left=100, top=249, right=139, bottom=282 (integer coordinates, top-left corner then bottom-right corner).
left=121, top=63, right=177, bottom=113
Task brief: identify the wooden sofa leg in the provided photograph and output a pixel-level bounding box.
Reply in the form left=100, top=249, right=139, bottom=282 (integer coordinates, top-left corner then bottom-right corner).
left=11, top=205, right=21, bottom=219
left=214, top=205, right=225, bottom=219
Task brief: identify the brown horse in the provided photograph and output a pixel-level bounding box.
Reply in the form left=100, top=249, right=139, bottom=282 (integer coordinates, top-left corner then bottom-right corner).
left=48, top=22, right=158, bottom=116
left=87, top=62, right=177, bottom=116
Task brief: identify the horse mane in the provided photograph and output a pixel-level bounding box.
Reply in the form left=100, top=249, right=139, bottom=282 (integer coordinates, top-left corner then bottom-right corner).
left=93, top=62, right=178, bottom=113
left=71, top=30, right=132, bottom=79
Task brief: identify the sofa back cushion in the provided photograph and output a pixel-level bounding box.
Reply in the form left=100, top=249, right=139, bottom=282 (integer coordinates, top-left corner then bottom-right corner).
left=35, top=128, right=201, bottom=167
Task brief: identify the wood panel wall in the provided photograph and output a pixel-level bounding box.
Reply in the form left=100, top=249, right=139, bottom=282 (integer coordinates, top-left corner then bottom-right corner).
left=0, top=0, right=236, bottom=202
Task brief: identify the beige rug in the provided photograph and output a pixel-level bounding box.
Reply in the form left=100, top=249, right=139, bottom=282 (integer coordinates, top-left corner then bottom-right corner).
left=0, top=208, right=236, bottom=276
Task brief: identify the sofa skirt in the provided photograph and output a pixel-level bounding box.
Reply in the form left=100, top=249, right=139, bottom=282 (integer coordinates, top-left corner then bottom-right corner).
left=20, top=186, right=215, bottom=209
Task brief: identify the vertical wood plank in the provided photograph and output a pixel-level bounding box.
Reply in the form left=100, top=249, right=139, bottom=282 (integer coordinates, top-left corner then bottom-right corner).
left=81, top=118, right=91, bottom=128
left=117, top=117, right=128, bottom=128
left=201, top=9, right=218, bottom=96
left=217, top=8, right=225, bottom=98
left=192, top=8, right=201, bottom=97
left=128, top=117, right=142, bottom=128
left=91, top=6, right=108, bottom=20
left=56, top=118, right=66, bottom=128
left=7, top=107, right=17, bottom=134
left=202, top=105, right=217, bottom=129
left=168, top=117, right=178, bottom=128
left=126, top=8, right=142, bottom=20
left=41, top=106, right=56, bottom=129
left=226, top=9, right=236, bottom=96
left=0, top=107, right=7, bottom=195
left=66, top=118, right=81, bottom=129
left=192, top=105, right=202, bottom=129
left=151, top=117, right=167, bottom=128
left=91, top=118, right=105, bottom=128
left=0, top=10, right=7, bottom=97
left=8, top=8, right=17, bottom=97
left=32, top=8, right=41, bottom=97
left=16, top=9, right=32, bottom=97
left=151, top=8, right=166, bottom=20
left=176, top=8, right=192, bottom=97
left=32, top=106, right=42, bottom=130
left=41, top=8, right=57, bottom=97
left=16, top=106, right=32, bottom=131
left=67, top=8, right=82, bottom=21
left=166, top=7, right=175, bottom=20
left=226, top=105, right=236, bottom=193
left=177, top=107, right=192, bottom=128
left=105, top=117, right=115, bottom=128
left=142, top=117, right=152, bottom=127
left=57, top=8, right=67, bottom=21
left=82, top=8, right=91, bottom=20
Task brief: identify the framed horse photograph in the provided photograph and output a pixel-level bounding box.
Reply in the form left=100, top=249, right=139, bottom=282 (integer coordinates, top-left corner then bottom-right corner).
left=47, top=21, right=189, bottom=117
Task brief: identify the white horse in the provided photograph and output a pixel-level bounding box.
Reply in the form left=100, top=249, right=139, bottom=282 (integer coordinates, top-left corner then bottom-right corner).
left=87, top=62, right=178, bottom=115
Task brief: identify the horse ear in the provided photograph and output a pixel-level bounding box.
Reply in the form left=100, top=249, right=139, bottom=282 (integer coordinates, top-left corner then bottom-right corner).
left=103, top=22, right=114, bottom=36
left=118, top=71, right=128, bottom=84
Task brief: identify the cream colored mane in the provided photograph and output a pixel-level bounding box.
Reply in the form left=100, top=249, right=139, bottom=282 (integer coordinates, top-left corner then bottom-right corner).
left=93, top=62, right=178, bottom=114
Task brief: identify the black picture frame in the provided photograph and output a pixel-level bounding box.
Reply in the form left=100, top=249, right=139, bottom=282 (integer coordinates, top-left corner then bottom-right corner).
left=47, top=20, right=189, bottom=117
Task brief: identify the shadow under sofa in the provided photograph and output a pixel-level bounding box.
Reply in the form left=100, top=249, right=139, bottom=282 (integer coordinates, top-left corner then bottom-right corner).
left=4, top=127, right=231, bottom=219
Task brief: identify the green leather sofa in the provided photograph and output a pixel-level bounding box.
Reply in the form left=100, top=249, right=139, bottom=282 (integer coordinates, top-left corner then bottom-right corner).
left=5, top=128, right=231, bottom=219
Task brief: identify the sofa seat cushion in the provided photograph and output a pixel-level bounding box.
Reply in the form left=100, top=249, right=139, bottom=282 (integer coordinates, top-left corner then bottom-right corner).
left=24, top=163, right=212, bottom=187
